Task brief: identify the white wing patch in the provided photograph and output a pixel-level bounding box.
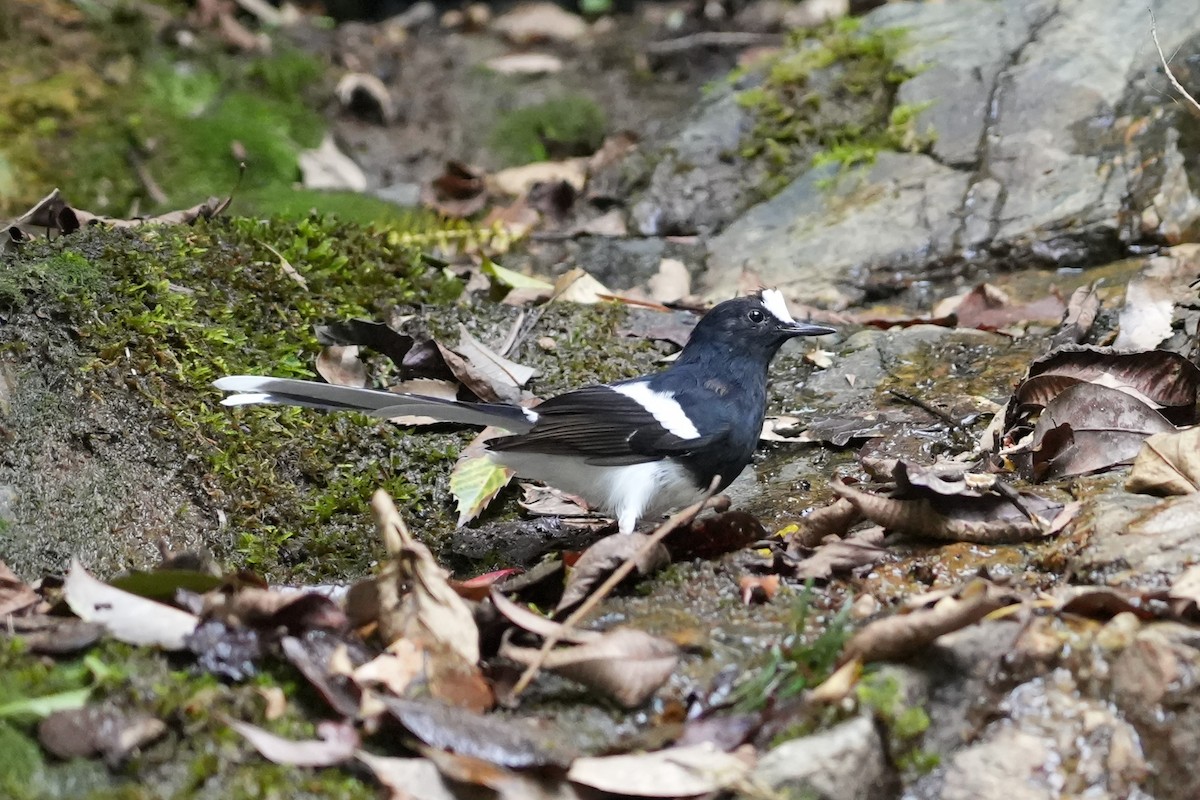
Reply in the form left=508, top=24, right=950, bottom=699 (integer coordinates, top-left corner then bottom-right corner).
left=760, top=288, right=795, bottom=324
left=612, top=383, right=700, bottom=440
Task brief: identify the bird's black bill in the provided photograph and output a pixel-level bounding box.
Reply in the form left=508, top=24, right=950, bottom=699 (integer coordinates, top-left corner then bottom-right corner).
left=783, top=321, right=837, bottom=337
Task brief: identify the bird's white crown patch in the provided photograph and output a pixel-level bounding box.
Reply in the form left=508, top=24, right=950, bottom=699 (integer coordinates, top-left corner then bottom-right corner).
left=760, top=288, right=795, bottom=324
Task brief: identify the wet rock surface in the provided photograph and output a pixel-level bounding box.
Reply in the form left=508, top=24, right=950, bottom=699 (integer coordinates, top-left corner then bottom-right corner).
left=702, top=0, right=1200, bottom=307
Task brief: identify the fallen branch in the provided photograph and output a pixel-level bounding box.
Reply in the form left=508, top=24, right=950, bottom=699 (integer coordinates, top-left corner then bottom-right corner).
left=1150, top=8, right=1200, bottom=118
left=645, top=31, right=779, bottom=55
left=504, top=476, right=722, bottom=702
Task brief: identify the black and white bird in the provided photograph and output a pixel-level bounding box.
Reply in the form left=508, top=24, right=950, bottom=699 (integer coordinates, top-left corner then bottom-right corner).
left=215, top=289, right=834, bottom=533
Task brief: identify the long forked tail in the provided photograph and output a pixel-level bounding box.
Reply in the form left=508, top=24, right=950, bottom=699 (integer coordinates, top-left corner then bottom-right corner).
left=213, top=376, right=536, bottom=432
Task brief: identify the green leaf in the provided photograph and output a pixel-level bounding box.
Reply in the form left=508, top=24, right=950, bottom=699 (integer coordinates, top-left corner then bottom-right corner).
left=0, top=688, right=91, bottom=720
left=449, top=451, right=515, bottom=527
left=481, top=258, right=554, bottom=292
left=107, top=569, right=223, bottom=602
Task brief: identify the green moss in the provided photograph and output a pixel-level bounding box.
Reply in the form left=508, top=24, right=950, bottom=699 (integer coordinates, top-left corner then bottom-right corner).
left=857, top=671, right=940, bottom=776
left=0, top=251, right=103, bottom=304
left=735, top=19, right=934, bottom=198
left=489, top=95, right=607, bottom=166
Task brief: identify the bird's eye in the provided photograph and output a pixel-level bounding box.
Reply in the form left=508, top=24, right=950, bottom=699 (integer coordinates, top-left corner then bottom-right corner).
left=747, top=308, right=766, bottom=323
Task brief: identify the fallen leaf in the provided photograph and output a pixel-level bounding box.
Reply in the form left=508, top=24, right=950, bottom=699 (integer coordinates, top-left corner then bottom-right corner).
left=450, top=427, right=517, bottom=526
left=63, top=560, right=199, bottom=650
left=662, top=510, right=766, bottom=559
left=422, top=747, right=582, bottom=800
left=335, top=72, right=397, bottom=125
left=484, top=52, right=564, bottom=75
left=315, top=344, right=367, bottom=388
left=489, top=159, right=587, bottom=196
left=423, top=161, right=488, bottom=218
left=557, top=532, right=669, bottom=613
left=567, top=743, right=752, bottom=797
left=259, top=240, right=309, bottom=289
left=281, top=632, right=370, bottom=718
left=4, top=615, right=103, bottom=654
left=1114, top=247, right=1200, bottom=350
left=1050, top=282, right=1100, bottom=347
left=646, top=258, right=691, bottom=305
left=518, top=483, right=592, bottom=518
left=481, top=259, right=555, bottom=292
left=840, top=579, right=1013, bottom=663
left=791, top=528, right=886, bottom=580
left=549, top=268, right=613, bottom=304
left=1126, top=427, right=1200, bottom=495
left=0, top=561, right=38, bottom=617
left=298, top=134, right=368, bottom=192
left=936, top=282, right=1065, bottom=331
left=353, top=643, right=425, bottom=696
left=380, top=696, right=572, bottom=768
left=229, top=718, right=358, bottom=767
left=355, top=752, right=461, bottom=800
left=450, top=567, right=525, bottom=602
left=492, top=2, right=588, bottom=43
left=1031, top=383, right=1176, bottom=481
left=373, top=491, right=481, bottom=665
left=455, top=324, right=540, bottom=399
left=783, top=496, right=862, bottom=549
left=0, top=688, right=91, bottom=720
left=38, top=707, right=166, bottom=764
left=739, top=575, right=780, bottom=604
left=314, top=319, right=416, bottom=369
left=501, top=627, right=679, bottom=708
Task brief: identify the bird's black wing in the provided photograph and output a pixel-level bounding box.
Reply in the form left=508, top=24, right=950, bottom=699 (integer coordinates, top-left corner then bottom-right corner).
left=486, top=385, right=728, bottom=466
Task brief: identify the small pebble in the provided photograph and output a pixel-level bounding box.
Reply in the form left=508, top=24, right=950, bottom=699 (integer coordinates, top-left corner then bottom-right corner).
left=537, top=336, right=557, bottom=351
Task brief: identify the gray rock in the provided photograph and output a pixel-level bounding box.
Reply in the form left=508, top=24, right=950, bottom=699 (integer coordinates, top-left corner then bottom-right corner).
left=1069, top=492, right=1200, bottom=590
left=629, top=90, right=765, bottom=237
left=756, top=714, right=893, bottom=800
left=702, top=0, right=1200, bottom=306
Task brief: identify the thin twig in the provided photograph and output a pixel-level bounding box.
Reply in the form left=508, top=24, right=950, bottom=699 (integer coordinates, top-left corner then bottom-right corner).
left=498, top=310, right=527, bottom=358
left=990, top=479, right=1043, bottom=529
left=887, top=389, right=960, bottom=430
left=1150, top=7, right=1200, bottom=117
left=505, top=476, right=723, bottom=702
left=645, top=31, right=779, bottom=55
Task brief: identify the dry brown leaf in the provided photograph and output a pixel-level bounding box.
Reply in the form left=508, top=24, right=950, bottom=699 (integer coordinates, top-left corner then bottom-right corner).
left=484, top=52, right=564, bottom=75
left=739, top=574, right=780, bottom=605
left=1031, top=383, right=1177, bottom=481
left=489, top=159, right=587, bottom=196
left=423, top=161, right=488, bottom=218
left=372, top=491, right=480, bottom=665
left=298, top=134, right=367, bottom=192
left=229, top=718, right=358, bottom=767
left=39, top=707, right=166, bottom=764
left=335, top=72, right=396, bottom=125
left=1126, top=427, right=1200, bottom=495
left=557, top=532, right=670, bottom=613
left=566, top=743, right=752, bottom=797
left=549, top=268, right=614, bottom=304
left=833, top=483, right=1054, bottom=544
left=646, top=258, right=691, bottom=305
left=315, top=345, right=367, bottom=388
left=492, top=2, right=587, bottom=43
left=0, top=561, right=39, bottom=617
left=518, top=484, right=591, bottom=518
left=501, top=627, right=678, bottom=708
left=791, top=528, right=886, bottom=580
left=840, top=579, right=1011, bottom=663
left=455, top=325, right=539, bottom=400
left=356, top=752, right=459, bottom=800
left=353, top=642, right=425, bottom=696
left=63, top=560, right=199, bottom=650
left=380, top=696, right=572, bottom=768
left=785, top=496, right=862, bottom=548
left=1050, top=282, right=1101, bottom=346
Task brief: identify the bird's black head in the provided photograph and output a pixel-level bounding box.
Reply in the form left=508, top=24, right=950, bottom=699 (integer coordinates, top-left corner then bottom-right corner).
left=678, top=290, right=835, bottom=364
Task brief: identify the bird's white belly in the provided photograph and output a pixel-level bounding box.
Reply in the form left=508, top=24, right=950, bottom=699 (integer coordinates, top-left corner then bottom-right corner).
left=490, top=452, right=708, bottom=533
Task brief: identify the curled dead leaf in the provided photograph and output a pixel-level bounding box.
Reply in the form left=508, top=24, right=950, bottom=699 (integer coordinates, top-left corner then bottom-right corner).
left=1126, top=427, right=1200, bottom=495
left=840, top=579, right=1013, bottom=663
left=557, top=532, right=670, bottom=613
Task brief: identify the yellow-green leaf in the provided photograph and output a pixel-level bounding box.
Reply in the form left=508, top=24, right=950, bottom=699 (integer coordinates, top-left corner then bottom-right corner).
left=481, top=258, right=553, bottom=291
left=450, top=429, right=516, bottom=526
